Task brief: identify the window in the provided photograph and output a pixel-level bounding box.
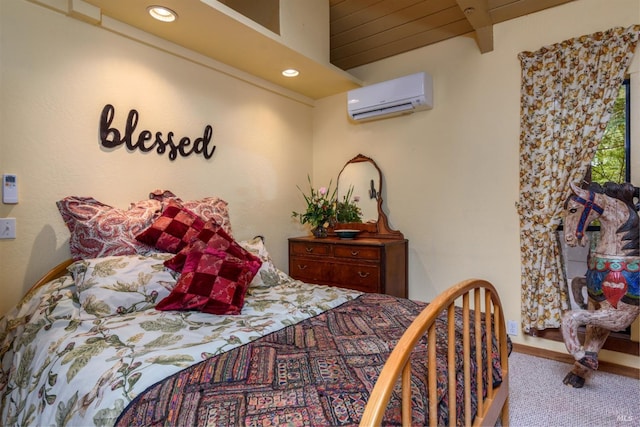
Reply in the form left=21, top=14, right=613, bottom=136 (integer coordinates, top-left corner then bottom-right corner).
left=586, top=78, right=630, bottom=185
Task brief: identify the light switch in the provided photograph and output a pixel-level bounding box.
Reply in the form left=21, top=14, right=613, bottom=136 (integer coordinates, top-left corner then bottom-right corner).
left=0, top=218, right=16, bottom=239
left=507, top=320, right=519, bottom=336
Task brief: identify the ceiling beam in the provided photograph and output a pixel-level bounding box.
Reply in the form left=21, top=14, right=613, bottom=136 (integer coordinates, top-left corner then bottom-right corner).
left=456, top=0, right=493, bottom=53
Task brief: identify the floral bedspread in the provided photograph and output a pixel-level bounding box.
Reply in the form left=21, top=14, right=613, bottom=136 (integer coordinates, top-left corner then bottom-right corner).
left=0, top=255, right=361, bottom=427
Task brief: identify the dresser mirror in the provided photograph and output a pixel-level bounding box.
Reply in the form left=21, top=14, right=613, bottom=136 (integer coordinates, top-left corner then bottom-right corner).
left=337, top=156, right=379, bottom=222
left=335, top=154, right=403, bottom=239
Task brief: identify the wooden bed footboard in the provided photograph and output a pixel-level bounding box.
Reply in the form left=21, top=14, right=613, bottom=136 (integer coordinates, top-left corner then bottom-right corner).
left=360, top=278, right=510, bottom=427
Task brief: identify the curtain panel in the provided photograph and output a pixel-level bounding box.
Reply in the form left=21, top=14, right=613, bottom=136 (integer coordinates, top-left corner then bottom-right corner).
left=517, top=25, right=640, bottom=334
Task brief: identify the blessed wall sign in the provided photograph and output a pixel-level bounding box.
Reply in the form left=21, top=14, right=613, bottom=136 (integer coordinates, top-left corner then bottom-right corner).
left=99, top=104, right=216, bottom=161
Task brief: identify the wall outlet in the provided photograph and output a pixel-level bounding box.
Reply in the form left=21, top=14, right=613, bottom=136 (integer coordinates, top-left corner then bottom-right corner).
left=0, top=218, right=16, bottom=239
left=507, top=320, right=519, bottom=336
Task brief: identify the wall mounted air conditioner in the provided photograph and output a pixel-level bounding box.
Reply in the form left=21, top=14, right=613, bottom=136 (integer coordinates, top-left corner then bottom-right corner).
left=347, top=72, right=433, bottom=122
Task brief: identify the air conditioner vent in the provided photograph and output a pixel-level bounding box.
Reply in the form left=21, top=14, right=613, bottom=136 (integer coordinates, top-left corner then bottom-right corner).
left=347, top=72, right=433, bottom=122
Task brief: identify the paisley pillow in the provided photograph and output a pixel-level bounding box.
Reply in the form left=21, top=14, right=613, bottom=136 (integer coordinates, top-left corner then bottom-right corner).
left=57, top=196, right=163, bottom=260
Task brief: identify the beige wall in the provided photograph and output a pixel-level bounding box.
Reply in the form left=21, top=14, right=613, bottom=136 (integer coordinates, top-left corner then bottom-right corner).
left=280, top=0, right=330, bottom=64
left=312, top=0, right=640, bottom=367
left=0, top=0, right=314, bottom=315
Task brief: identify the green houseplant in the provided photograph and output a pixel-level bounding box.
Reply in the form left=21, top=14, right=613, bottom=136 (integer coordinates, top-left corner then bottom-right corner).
left=292, top=175, right=336, bottom=238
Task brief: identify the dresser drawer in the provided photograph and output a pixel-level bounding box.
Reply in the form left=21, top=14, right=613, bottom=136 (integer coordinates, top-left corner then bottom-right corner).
left=333, top=264, right=381, bottom=293
left=290, top=241, right=331, bottom=257
left=333, top=245, right=381, bottom=261
left=289, top=256, right=331, bottom=283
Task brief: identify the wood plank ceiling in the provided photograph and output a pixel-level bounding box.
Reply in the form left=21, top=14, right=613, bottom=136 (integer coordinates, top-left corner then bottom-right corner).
left=330, top=0, right=575, bottom=70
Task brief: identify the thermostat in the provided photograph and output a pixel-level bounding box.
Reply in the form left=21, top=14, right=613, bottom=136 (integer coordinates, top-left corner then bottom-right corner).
left=3, top=174, right=18, bottom=204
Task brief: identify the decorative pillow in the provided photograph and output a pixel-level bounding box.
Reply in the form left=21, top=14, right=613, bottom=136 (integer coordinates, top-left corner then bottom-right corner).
left=135, top=200, right=205, bottom=253
left=239, top=236, right=282, bottom=288
left=57, top=196, right=163, bottom=260
left=155, top=240, right=261, bottom=315
left=149, top=189, right=233, bottom=237
left=238, top=235, right=271, bottom=261
left=67, top=253, right=177, bottom=317
left=164, top=219, right=257, bottom=272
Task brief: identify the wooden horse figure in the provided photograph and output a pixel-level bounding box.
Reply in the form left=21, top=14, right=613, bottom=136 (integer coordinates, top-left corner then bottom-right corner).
left=561, top=182, right=639, bottom=388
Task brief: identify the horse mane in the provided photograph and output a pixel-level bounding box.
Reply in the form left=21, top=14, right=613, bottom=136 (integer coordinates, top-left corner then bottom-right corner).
left=589, top=182, right=640, bottom=256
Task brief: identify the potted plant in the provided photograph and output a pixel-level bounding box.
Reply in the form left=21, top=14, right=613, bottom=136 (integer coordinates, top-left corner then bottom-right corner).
left=292, top=175, right=336, bottom=238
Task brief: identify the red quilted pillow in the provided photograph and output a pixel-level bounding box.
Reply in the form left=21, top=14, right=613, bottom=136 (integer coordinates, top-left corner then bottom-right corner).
left=57, top=196, right=163, bottom=260
left=135, top=200, right=205, bottom=253
left=164, top=219, right=255, bottom=272
left=155, top=240, right=261, bottom=314
left=148, top=189, right=233, bottom=237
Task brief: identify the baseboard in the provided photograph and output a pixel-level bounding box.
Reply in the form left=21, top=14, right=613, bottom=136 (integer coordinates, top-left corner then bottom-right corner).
left=532, top=327, right=639, bottom=356
left=512, top=343, right=640, bottom=379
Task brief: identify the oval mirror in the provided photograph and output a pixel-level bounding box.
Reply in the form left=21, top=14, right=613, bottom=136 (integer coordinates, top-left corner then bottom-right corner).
left=337, top=159, right=379, bottom=222
left=335, top=154, right=403, bottom=239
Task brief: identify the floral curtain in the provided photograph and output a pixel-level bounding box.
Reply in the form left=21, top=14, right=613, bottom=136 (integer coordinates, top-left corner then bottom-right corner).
left=517, top=25, right=640, bottom=334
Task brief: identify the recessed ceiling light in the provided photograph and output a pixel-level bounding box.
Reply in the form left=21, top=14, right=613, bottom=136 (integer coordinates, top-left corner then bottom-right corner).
left=282, top=69, right=300, bottom=77
left=147, top=6, right=178, bottom=22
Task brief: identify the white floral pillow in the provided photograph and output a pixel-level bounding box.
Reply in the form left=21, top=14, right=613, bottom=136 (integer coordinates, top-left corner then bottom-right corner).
left=239, top=236, right=283, bottom=289
left=67, top=253, right=177, bottom=317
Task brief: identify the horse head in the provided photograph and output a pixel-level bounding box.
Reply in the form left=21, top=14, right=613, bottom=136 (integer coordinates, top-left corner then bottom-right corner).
left=563, top=182, right=605, bottom=248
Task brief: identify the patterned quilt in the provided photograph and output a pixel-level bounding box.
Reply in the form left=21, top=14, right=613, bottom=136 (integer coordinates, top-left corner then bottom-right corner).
left=116, top=293, right=507, bottom=426
left=0, top=254, right=361, bottom=427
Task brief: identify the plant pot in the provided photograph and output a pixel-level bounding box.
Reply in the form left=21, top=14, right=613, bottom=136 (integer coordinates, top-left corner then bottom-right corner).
left=312, top=225, right=328, bottom=238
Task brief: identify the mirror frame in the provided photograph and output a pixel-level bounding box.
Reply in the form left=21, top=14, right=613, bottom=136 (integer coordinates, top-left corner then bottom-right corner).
left=332, top=154, right=403, bottom=239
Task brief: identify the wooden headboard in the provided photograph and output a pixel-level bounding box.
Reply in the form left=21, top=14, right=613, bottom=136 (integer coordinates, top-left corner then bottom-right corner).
left=22, top=259, right=74, bottom=303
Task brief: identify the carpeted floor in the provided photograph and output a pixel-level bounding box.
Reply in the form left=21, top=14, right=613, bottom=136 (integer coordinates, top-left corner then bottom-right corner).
left=508, top=352, right=640, bottom=426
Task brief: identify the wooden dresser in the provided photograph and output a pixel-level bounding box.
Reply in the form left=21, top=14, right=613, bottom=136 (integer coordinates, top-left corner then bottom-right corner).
left=288, top=236, right=408, bottom=298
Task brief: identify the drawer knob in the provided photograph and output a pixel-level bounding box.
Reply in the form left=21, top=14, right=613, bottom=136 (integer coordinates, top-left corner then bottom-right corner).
left=358, top=271, right=370, bottom=278
left=305, top=247, right=314, bottom=253
left=297, top=264, right=308, bottom=270
left=351, top=250, right=359, bottom=256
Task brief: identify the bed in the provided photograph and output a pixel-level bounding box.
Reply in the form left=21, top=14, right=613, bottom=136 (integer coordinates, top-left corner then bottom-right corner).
left=0, top=192, right=510, bottom=426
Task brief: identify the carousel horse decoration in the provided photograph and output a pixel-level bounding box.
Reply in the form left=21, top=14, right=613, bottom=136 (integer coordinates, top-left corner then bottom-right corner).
left=561, top=181, right=639, bottom=388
